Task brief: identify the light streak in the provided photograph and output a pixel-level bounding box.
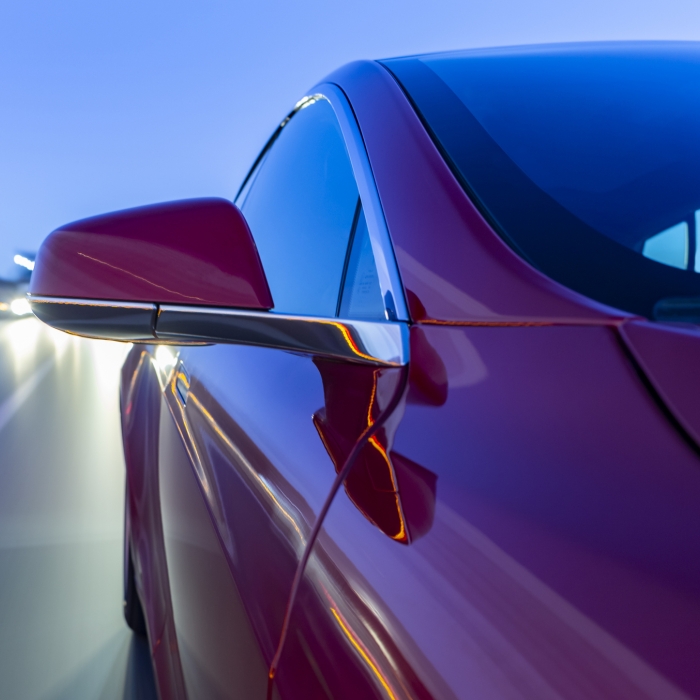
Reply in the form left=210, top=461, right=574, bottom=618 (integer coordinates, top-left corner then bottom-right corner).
left=13, top=254, right=34, bottom=271
left=367, top=371, right=377, bottom=428
left=186, top=392, right=306, bottom=544
left=327, top=321, right=378, bottom=363
left=330, top=606, right=398, bottom=700
left=76, top=252, right=207, bottom=301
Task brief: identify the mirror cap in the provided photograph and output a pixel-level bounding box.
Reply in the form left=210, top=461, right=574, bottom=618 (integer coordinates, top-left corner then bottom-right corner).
left=29, top=198, right=273, bottom=310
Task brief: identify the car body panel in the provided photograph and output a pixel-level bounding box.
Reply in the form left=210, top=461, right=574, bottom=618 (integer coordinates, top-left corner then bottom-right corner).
left=159, top=397, right=270, bottom=698
left=156, top=340, right=402, bottom=692
left=275, top=324, right=700, bottom=699
left=620, top=319, right=700, bottom=449
left=120, top=347, right=187, bottom=698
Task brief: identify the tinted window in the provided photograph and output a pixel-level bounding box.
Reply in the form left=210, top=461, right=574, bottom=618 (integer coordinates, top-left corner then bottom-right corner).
left=239, top=99, right=359, bottom=317
left=385, top=44, right=700, bottom=319
left=338, top=206, right=385, bottom=319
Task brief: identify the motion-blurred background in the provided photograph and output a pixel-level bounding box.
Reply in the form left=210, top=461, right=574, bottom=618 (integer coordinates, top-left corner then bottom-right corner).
left=0, top=1, right=698, bottom=698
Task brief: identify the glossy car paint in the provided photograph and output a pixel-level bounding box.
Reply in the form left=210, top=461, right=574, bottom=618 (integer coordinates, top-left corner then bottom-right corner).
left=121, top=347, right=187, bottom=699
left=30, top=198, right=272, bottom=309
left=161, top=341, right=369, bottom=696
left=276, top=324, right=700, bottom=699
left=109, top=54, right=700, bottom=699
left=620, top=320, right=700, bottom=447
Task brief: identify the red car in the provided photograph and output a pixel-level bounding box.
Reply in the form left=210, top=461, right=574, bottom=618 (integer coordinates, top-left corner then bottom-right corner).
left=29, top=43, right=700, bottom=699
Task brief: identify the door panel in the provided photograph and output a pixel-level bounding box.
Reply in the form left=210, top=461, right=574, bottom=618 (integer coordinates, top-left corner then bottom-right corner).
left=159, top=342, right=343, bottom=692
left=275, top=325, right=700, bottom=699
left=159, top=394, right=270, bottom=698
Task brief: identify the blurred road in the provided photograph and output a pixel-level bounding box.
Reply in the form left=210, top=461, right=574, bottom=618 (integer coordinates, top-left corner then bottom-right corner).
left=0, top=317, right=157, bottom=700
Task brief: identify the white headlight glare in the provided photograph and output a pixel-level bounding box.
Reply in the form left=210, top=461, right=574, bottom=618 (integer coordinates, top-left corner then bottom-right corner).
left=11, top=298, right=32, bottom=316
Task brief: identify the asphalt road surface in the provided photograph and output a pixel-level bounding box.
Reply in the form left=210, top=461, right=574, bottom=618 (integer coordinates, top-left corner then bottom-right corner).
left=0, top=316, right=157, bottom=700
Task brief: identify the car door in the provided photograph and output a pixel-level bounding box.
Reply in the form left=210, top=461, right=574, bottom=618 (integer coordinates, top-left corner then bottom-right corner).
left=157, top=92, right=407, bottom=699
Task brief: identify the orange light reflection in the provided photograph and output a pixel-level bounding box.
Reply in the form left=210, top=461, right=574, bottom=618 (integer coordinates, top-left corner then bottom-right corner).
left=328, top=321, right=378, bottom=363
left=76, top=252, right=208, bottom=301
left=329, top=606, right=399, bottom=700
left=367, top=436, right=408, bottom=543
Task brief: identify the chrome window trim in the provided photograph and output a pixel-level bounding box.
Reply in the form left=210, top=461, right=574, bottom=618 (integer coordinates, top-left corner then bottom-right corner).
left=317, top=82, right=409, bottom=322
left=28, top=295, right=154, bottom=311
left=156, top=305, right=409, bottom=366
left=234, top=94, right=324, bottom=206
left=234, top=86, right=409, bottom=323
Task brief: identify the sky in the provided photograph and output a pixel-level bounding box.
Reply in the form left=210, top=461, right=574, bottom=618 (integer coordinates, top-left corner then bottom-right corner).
left=1, top=0, right=700, bottom=277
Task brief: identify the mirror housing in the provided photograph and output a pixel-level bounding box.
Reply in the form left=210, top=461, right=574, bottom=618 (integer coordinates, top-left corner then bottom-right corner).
left=28, top=198, right=273, bottom=340
left=28, top=197, right=409, bottom=366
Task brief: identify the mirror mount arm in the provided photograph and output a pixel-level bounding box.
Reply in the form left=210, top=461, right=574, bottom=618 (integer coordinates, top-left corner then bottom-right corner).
left=155, top=305, right=409, bottom=366
left=28, top=296, right=409, bottom=367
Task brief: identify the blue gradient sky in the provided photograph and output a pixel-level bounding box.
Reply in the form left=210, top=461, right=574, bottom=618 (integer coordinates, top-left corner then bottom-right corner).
left=1, top=0, right=699, bottom=275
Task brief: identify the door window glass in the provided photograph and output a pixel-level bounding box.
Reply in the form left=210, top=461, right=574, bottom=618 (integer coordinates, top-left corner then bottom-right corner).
left=338, top=207, right=386, bottom=320
left=239, top=99, right=359, bottom=317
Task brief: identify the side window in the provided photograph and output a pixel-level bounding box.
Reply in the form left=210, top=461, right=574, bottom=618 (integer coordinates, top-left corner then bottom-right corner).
left=239, top=99, right=359, bottom=317
left=338, top=207, right=386, bottom=319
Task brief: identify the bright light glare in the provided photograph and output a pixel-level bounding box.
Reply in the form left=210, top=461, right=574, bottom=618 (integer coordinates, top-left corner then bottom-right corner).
left=90, top=339, right=133, bottom=398
left=13, top=255, right=35, bottom=271
left=4, top=316, right=40, bottom=377
left=155, top=345, right=177, bottom=371
left=11, top=298, right=32, bottom=316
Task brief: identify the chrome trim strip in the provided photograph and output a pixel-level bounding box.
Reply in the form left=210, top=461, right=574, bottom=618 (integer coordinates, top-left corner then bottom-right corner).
left=27, top=295, right=154, bottom=310
left=28, top=295, right=157, bottom=341
left=156, top=305, right=409, bottom=366
left=318, top=83, right=409, bottom=322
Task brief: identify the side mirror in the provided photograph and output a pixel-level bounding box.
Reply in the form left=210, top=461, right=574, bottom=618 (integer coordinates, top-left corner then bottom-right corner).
left=29, top=197, right=408, bottom=366
left=29, top=198, right=272, bottom=341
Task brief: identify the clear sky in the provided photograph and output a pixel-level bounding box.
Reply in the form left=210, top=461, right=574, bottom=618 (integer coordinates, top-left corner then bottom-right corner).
left=1, top=0, right=699, bottom=276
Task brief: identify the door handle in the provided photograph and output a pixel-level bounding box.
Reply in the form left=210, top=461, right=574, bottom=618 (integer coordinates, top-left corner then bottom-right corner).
left=175, top=365, right=190, bottom=406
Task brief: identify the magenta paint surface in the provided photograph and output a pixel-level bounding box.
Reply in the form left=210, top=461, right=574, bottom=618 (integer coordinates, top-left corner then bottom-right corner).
left=620, top=319, right=700, bottom=449
left=30, top=198, right=273, bottom=309
left=277, top=324, right=700, bottom=699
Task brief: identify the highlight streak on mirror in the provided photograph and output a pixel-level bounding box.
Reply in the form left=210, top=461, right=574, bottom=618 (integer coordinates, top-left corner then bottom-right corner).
left=75, top=252, right=209, bottom=302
